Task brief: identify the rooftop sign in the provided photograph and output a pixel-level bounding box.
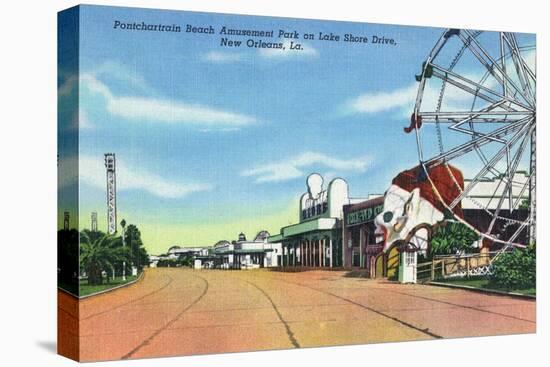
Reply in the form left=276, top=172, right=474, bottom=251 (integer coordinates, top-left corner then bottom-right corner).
left=346, top=204, right=384, bottom=226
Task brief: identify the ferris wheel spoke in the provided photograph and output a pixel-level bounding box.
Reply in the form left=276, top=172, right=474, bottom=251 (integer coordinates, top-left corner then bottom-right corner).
left=429, top=63, right=532, bottom=111
left=456, top=31, right=506, bottom=88
left=430, top=64, right=503, bottom=99
left=423, top=118, right=528, bottom=166
left=421, top=117, right=526, bottom=124
left=512, top=175, right=533, bottom=212
left=501, top=33, right=531, bottom=100
left=419, top=110, right=531, bottom=123
left=485, top=124, right=532, bottom=234
left=420, top=111, right=529, bottom=117
left=449, top=126, right=507, bottom=144
left=431, top=70, right=502, bottom=108
left=499, top=33, right=508, bottom=97
left=503, top=33, right=536, bottom=82
left=447, top=100, right=520, bottom=134
left=508, top=219, right=530, bottom=245
left=446, top=102, right=531, bottom=143
left=447, top=122, right=531, bottom=209
left=457, top=30, right=531, bottom=106
left=462, top=30, right=531, bottom=102
left=473, top=144, right=502, bottom=178
left=502, top=33, right=536, bottom=104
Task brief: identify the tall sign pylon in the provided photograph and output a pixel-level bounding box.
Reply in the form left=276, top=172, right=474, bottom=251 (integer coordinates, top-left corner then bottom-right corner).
left=104, top=153, right=117, bottom=235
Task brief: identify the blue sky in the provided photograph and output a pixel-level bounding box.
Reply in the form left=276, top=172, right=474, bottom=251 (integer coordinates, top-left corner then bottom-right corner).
left=57, top=5, right=535, bottom=253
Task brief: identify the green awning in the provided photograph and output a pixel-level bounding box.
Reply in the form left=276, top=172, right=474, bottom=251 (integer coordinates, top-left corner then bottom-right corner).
left=281, top=217, right=337, bottom=238
left=234, top=248, right=272, bottom=254
left=267, top=234, right=283, bottom=243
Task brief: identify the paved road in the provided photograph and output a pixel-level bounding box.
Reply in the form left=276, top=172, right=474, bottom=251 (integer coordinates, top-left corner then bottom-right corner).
left=67, top=268, right=535, bottom=361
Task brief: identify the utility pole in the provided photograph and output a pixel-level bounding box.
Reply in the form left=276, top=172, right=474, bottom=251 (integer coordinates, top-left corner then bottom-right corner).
left=121, top=219, right=127, bottom=281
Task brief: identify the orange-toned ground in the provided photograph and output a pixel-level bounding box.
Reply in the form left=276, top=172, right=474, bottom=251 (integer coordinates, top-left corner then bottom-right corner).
left=58, top=268, right=536, bottom=362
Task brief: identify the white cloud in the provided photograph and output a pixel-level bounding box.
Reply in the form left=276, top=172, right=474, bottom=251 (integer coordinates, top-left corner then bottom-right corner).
left=348, top=84, right=418, bottom=114
left=199, top=127, right=240, bottom=133
left=62, top=110, right=94, bottom=132
left=80, top=74, right=257, bottom=127
left=78, top=111, right=94, bottom=130
left=258, top=40, right=318, bottom=59
left=204, top=51, right=243, bottom=63
left=242, top=151, right=371, bottom=183
left=74, top=154, right=213, bottom=199
left=94, top=61, right=150, bottom=92
left=110, top=95, right=257, bottom=126
left=347, top=79, right=483, bottom=117
left=346, top=49, right=536, bottom=116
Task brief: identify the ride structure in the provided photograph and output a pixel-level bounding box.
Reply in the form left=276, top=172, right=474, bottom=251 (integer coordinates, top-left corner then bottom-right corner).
left=409, top=29, right=536, bottom=251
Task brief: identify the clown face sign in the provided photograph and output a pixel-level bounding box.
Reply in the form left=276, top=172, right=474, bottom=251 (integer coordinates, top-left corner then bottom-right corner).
left=374, top=164, right=465, bottom=252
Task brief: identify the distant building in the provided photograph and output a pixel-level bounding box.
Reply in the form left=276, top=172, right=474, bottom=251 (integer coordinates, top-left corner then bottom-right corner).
left=168, top=246, right=210, bottom=257
left=148, top=255, right=161, bottom=267
left=149, top=246, right=211, bottom=268
left=212, top=231, right=282, bottom=269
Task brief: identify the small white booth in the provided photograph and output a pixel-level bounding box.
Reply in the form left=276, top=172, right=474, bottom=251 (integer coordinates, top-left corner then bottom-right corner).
left=399, top=248, right=417, bottom=284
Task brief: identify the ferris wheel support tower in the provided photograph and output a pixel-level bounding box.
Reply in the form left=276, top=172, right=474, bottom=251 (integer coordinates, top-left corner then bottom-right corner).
left=529, top=128, right=536, bottom=244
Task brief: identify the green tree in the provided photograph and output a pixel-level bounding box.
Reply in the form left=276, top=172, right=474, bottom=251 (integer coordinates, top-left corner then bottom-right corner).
left=124, top=224, right=149, bottom=271
left=177, top=255, right=194, bottom=267
left=80, top=230, right=128, bottom=285
left=491, top=243, right=536, bottom=290
left=519, top=198, right=530, bottom=210
left=430, top=221, right=480, bottom=257
left=157, top=258, right=177, bottom=268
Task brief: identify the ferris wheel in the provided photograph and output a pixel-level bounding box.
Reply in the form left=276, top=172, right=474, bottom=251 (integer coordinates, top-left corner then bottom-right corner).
left=410, top=29, right=536, bottom=249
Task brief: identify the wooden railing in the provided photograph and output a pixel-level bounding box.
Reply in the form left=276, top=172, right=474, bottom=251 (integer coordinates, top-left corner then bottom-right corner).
left=417, top=252, right=497, bottom=282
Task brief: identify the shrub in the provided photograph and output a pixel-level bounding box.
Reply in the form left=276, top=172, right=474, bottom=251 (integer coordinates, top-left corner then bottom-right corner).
left=491, top=244, right=536, bottom=290
left=430, top=221, right=479, bottom=257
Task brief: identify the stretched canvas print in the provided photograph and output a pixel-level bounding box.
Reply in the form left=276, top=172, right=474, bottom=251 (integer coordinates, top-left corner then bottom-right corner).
left=58, top=4, right=537, bottom=362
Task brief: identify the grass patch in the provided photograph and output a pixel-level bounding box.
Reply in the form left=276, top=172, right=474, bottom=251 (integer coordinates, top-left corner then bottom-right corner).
left=79, top=274, right=139, bottom=297
left=435, top=276, right=536, bottom=296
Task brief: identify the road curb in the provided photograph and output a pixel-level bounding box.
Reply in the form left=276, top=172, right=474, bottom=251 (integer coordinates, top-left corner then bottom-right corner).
left=78, top=271, right=145, bottom=299
left=428, top=281, right=536, bottom=300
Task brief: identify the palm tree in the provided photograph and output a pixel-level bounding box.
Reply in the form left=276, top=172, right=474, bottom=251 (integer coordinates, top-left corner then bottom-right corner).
left=80, top=230, right=128, bottom=285
left=430, top=221, right=479, bottom=257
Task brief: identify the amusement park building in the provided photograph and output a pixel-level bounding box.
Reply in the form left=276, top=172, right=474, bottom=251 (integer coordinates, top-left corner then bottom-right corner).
left=268, top=173, right=367, bottom=268
left=211, top=231, right=282, bottom=269
left=149, top=246, right=211, bottom=267
left=342, top=195, right=384, bottom=272
left=461, top=172, right=530, bottom=211
left=462, top=171, right=530, bottom=246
